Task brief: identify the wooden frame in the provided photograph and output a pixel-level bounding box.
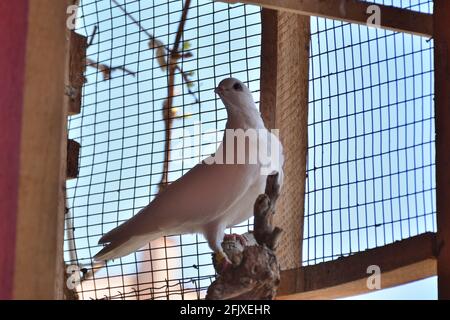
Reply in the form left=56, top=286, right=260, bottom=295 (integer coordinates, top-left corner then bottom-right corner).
left=12, top=0, right=70, bottom=299
left=0, top=0, right=70, bottom=299
left=220, top=0, right=433, bottom=37
left=278, top=233, right=437, bottom=299
left=0, top=0, right=443, bottom=300
left=434, top=0, right=450, bottom=300
left=260, top=9, right=310, bottom=271
left=215, top=0, right=445, bottom=299
left=60, top=0, right=446, bottom=300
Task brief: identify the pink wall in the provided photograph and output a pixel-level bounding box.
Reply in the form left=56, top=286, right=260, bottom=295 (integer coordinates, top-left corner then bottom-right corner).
left=0, top=1, right=29, bottom=299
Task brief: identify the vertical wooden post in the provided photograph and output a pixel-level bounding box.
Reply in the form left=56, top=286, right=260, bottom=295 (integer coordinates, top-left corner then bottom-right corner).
left=0, top=0, right=69, bottom=299
left=434, top=0, right=450, bottom=300
left=260, top=9, right=310, bottom=270
left=0, top=1, right=29, bottom=300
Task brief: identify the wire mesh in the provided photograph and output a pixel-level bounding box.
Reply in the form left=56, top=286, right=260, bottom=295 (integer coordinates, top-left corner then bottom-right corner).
left=65, top=0, right=437, bottom=300
left=303, top=0, right=436, bottom=265
left=65, top=0, right=261, bottom=300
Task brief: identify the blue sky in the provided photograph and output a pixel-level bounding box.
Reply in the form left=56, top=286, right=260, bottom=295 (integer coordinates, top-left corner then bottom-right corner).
left=304, top=0, right=435, bottom=298
left=66, top=0, right=436, bottom=299
left=344, top=276, right=437, bottom=300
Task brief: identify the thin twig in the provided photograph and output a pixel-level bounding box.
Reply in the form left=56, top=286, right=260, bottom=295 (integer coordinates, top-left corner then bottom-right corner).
left=176, top=65, right=199, bottom=103
left=158, top=0, right=192, bottom=194
left=87, top=25, right=98, bottom=47
left=111, top=0, right=197, bottom=100
left=172, top=0, right=191, bottom=56
left=86, top=58, right=136, bottom=80
left=111, top=0, right=155, bottom=40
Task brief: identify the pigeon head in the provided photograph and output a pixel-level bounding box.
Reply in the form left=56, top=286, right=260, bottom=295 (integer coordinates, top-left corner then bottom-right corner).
left=215, top=78, right=254, bottom=108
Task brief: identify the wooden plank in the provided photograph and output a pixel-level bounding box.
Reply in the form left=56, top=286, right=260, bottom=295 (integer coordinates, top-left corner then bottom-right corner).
left=277, top=233, right=437, bottom=299
left=68, top=31, right=87, bottom=116
left=13, top=0, right=69, bottom=299
left=259, top=9, right=310, bottom=270
left=259, top=9, right=277, bottom=129
left=67, top=139, right=80, bottom=180
left=279, top=259, right=436, bottom=299
left=217, top=0, right=433, bottom=38
left=0, top=1, right=29, bottom=300
left=434, top=0, right=450, bottom=301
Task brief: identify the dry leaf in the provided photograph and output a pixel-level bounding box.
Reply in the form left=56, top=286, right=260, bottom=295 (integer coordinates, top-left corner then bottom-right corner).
left=149, top=39, right=167, bottom=71
left=86, top=58, right=110, bottom=80
left=86, top=58, right=135, bottom=81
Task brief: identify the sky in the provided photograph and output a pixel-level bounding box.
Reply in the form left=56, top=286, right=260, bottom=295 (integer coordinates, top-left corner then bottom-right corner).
left=305, top=0, right=436, bottom=299
left=66, top=0, right=437, bottom=299
left=344, top=276, right=437, bottom=300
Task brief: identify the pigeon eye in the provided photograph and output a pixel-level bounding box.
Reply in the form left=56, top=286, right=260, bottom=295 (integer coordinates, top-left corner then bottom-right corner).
left=233, top=82, right=243, bottom=91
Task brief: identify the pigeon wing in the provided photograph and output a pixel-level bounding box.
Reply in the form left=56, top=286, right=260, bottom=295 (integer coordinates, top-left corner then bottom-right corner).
left=94, top=158, right=258, bottom=261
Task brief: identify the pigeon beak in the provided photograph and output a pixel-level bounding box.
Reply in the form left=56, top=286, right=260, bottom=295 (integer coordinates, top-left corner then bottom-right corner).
left=214, top=86, right=224, bottom=95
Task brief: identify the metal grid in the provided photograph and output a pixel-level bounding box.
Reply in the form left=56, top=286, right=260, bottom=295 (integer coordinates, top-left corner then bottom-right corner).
left=65, top=0, right=261, bottom=300
left=303, top=0, right=436, bottom=265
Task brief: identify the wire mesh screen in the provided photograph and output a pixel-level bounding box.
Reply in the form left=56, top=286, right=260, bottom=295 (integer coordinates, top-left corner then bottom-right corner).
left=65, top=0, right=261, bottom=300
left=303, top=0, right=435, bottom=265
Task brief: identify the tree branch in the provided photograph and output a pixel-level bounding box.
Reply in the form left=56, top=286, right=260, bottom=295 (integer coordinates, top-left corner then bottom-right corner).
left=111, top=0, right=155, bottom=41
left=158, top=0, right=192, bottom=194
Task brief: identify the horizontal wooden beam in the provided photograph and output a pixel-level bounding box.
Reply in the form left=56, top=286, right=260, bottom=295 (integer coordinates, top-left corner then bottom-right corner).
left=277, top=233, right=437, bottom=299
left=217, top=0, right=433, bottom=38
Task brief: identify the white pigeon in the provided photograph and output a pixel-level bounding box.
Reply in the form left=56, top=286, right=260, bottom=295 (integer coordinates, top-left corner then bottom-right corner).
left=93, top=78, right=284, bottom=265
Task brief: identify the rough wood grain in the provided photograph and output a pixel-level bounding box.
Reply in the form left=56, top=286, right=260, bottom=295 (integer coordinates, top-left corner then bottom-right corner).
left=68, top=31, right=87, bottom=116
left=277, top=233, right=437, bottom=299
left=13, top=0, right=69, bottom=299
left=254, top=174, right=283, bottom=250
left=217, top=0, right=433, bottom=38
left=67, top=139, right=80, bottom=180
left=260, top=9, right=310, bottom=270
left=434, top=0, right=450, bottom=300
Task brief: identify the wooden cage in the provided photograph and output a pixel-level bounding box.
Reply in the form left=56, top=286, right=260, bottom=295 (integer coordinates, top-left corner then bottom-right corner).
left=0, top=0, right=449, bottom=299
